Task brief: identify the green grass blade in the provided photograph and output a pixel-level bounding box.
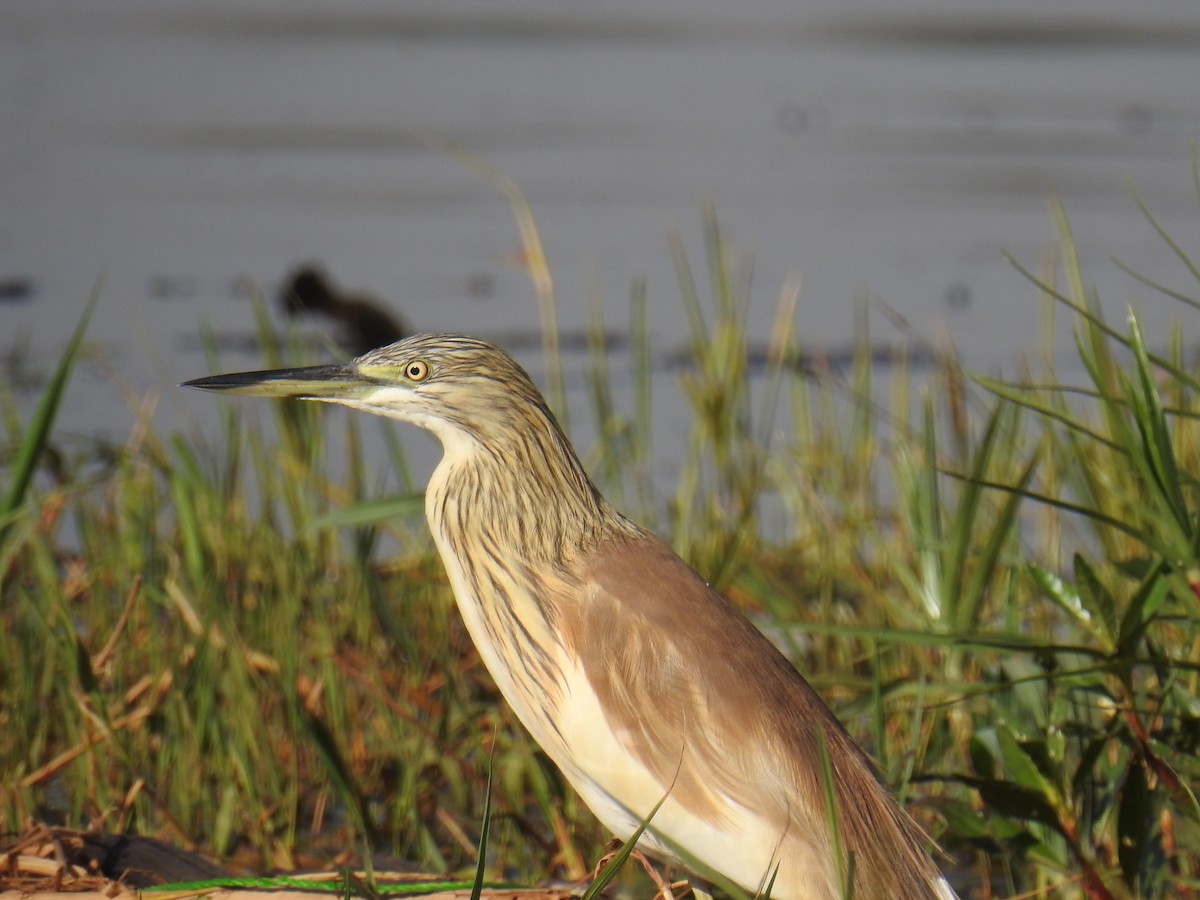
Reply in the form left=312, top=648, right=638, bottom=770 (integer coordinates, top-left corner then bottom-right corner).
left=579, top=792, right=668, bottom=900
left=0, top=284, right=99, bottom=541
left=817, top=724, right=854, bottom=900
left=468, top=751, right=495, bottom=900
left=307, top=494, right=426, bottom=530
left=1129, top=187, right=1200, bottom=289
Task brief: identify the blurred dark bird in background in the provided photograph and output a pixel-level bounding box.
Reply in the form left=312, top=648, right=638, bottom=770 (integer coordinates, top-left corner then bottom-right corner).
left=278, top=265, right=407, bottom=356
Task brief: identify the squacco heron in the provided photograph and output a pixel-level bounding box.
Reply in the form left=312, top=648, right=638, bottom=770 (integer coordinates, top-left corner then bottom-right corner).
left=185, top=334, right=955, bottom=900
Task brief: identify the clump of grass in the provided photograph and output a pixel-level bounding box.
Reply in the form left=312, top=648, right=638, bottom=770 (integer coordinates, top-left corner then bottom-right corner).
left=951, top=194, right=1200, bottom=899
left=5, top=160, right=1200, bottom=898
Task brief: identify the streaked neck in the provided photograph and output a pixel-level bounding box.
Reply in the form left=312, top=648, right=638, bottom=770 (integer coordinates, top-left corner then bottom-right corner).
left=426, top=413, right=627, bottom=565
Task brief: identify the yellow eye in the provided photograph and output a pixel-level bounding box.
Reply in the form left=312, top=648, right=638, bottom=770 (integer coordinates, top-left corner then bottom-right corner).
left=404, top=360, right=430, bottom=382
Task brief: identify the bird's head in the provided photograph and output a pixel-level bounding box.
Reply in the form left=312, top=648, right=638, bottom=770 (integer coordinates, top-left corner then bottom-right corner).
left=184, top=333, right=563, bottom=460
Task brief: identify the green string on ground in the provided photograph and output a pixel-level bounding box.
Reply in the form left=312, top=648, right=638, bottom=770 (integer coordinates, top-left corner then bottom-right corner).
left=142, top=876, right=516, bottom=895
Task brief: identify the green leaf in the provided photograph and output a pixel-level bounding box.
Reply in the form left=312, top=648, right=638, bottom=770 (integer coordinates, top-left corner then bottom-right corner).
left=307, top=493, right=426, bottom=530
left=0, top=284, right=99, bottom=544
left=298, top=705, right=376, bottom=849
left=1117, top=561, right=1171, bottom=652
left=957, top=440, right=1037, bottom=630
left=1074, top=554, right=1117, bottom=649
left=934, top=797, right=992, bottom=840
left=1123, top=312, right=1191, bottom=542
left=995, top=724, right=1063, bottom=814
left=1117, top=762, right=1156, bottom=892
left=1070, top=737, right=1113, bottom=803
left=468, top=751, right=495, bottom=900
left=1030, top=563, right=1094, bottom=633
left=579, top=791, right=669, bottom=900
left=968, top=735, right=996, bottom=780
left=965, top=775, right=1064, bottom=832
left=818, top=723, right=855, bottom=900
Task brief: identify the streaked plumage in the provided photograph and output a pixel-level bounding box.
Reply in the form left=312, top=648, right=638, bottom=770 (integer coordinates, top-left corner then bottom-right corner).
left=185, top=333, right=954, bottom=900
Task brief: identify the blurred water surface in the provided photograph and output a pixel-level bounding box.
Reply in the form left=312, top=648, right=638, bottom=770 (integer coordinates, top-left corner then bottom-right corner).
left=2, top=0, right=1199, bottom=462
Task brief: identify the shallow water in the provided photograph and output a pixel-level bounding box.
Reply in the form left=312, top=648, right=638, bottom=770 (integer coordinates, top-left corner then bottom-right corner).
left=2, top=0, right=1199, bottom=464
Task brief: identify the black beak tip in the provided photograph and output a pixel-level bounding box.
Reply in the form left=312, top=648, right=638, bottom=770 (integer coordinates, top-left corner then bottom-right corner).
left=181, top=373, right=249, bottom=391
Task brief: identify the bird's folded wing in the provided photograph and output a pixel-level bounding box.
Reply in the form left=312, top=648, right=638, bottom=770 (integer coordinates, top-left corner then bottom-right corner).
left=557, top=530, right=944, bottom=900
left=561, top=530, right=847, bottom=828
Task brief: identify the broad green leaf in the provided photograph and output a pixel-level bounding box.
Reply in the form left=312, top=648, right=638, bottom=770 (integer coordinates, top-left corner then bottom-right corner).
left=965, top=776, right=1063, bottom=832
left=995, top=724, right=1062, bottom=814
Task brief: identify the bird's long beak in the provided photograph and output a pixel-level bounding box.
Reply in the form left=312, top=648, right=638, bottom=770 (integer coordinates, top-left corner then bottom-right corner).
left=182, top=363, right=371, bottom=401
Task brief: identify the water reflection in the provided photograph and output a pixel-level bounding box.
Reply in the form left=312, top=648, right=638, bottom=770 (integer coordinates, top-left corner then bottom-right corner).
left=1, top=0, right=1198, bottom=444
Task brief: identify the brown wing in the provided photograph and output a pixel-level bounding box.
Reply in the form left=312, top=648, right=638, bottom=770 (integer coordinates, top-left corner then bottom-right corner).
left=561, top=528, right=943, bottom=900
